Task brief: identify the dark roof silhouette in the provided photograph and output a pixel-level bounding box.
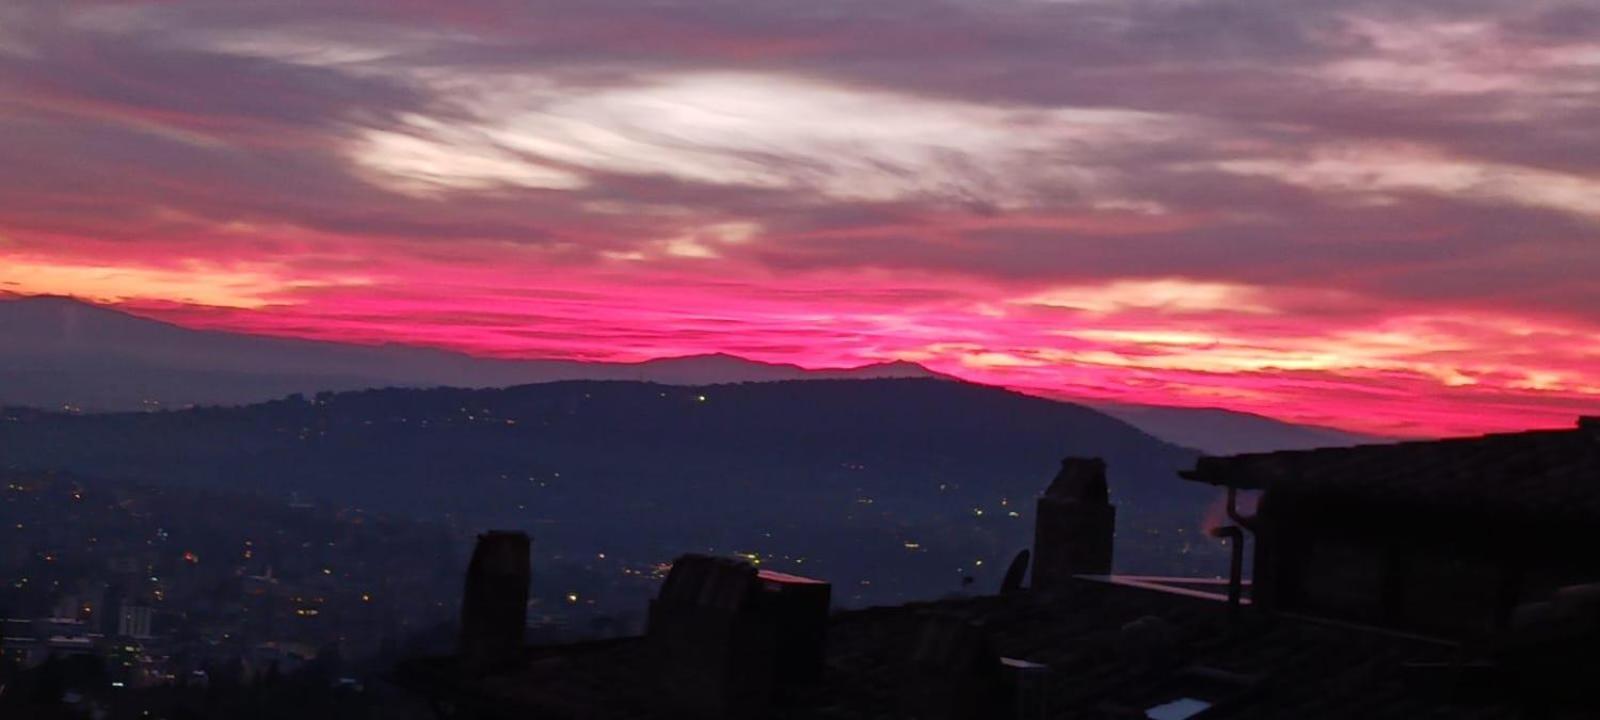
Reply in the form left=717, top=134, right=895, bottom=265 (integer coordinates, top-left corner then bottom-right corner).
left=397, top=578, right=1529, bottom=719
left=1182, top=418, right=1600, bottom=520
left=400, top=423, right=1600, bottom=719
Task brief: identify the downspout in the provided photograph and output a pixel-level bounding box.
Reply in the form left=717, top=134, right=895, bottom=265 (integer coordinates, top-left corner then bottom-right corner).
left=1214, top=485, right=1258, bottom=615
left=1209, top=525, right=1245, bottom=615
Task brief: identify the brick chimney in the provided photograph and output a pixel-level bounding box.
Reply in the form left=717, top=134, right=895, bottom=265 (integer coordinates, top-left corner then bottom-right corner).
left=1032, top=457, right=1115, bottom=591
left=457, top=531, right=530, bottom=676
left=647, top=555, right=831, bottom=718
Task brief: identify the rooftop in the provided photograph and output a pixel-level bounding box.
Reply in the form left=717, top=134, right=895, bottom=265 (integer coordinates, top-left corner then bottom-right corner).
left=398, top=577, right=1540, bottom=720
left=1181, top=418, right=1600, bottom=522
left=401, top=422, right=1600, bottom=719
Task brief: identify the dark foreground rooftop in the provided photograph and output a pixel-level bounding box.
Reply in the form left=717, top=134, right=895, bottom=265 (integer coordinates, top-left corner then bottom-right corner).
left=401, top=426, right=1600, bottom=720
left=399, top=575, right=1566, bottom=720
left=1183, top=418, right=1600, bottom=522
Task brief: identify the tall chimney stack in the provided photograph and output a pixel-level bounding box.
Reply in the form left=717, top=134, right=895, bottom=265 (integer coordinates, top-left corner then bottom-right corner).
left=1032, top=458, right=1115, bottom=591
left=458, top=531, right=530, bottom=675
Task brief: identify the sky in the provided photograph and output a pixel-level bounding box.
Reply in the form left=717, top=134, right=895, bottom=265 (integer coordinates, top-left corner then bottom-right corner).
left=1, top=0, right=1598, bottom=437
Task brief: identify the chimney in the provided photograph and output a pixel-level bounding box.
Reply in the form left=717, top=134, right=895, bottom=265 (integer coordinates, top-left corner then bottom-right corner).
left=457, top=531, right=530, bottom=676
left=755, top=569, right=832, bottom=684
left=899, top=613, right=1005, bottom=720
left=1002, top=657, right=1050, bottom=720
left=1032, top=457, right=1115, bottom=591
left=647, top=555, right=831, bottom=718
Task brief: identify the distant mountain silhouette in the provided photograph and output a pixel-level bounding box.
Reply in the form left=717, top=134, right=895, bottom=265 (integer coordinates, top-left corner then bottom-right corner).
left=1, top=295, right=1378, bottom=453
left=0, top=379, right=1219, bottom=607
left=623, top=352, right=935, bottom=384
left=1089, top=402, right=1393, bottom=454
left=0, top=296, right=937, bottom=411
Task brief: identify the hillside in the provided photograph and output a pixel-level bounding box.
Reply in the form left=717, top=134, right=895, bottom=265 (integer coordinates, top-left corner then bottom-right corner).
left=1090, top=402, right=1392, bottom=455
left=1, top=295, right=1382, bottom=454
left=0, top=378, right=1219, bottom=607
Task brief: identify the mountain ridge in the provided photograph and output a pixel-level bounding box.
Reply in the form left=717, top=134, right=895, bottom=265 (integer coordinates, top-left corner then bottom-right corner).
left=1088, top=401, right=1392, bottom=455
left=0, top=294, right=1390, bottom=454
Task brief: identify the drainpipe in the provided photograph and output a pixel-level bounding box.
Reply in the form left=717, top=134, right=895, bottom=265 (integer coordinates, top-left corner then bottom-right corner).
left=1209, top=525, right=1245, bottom=615
left=1213, top=485, right=1257, bottom=616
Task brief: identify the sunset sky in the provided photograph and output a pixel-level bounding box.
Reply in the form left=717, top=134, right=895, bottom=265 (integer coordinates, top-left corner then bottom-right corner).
left=2, top=0, right=1598, bottom=437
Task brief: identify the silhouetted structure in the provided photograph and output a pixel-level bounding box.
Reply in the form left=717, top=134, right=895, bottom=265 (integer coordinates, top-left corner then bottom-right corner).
left=456, top=531, right=529, bottom=676
left=643, top=555, right=831, bottom=717
left=899, top=613, right=1005, bottom=720
left=1184, top=416, right=1600, bottom=637
left=401, top=419, right=1600, bottom=718
left=1031, top=457, right=1115, bottom=591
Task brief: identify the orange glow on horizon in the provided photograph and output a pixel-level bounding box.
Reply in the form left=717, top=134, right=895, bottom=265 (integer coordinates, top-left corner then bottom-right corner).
left=7, top=255, right=1595, bottom=440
